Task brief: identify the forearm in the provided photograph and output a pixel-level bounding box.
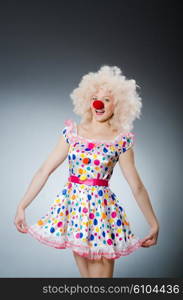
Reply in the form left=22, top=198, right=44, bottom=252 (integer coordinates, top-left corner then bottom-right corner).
left=132, top=186, right=159, bottom=228
left=18, top=169, right=50, bottom=210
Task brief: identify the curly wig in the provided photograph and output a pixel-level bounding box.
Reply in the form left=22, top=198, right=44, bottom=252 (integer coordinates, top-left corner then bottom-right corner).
left=70, top=65, right=142, bottom=134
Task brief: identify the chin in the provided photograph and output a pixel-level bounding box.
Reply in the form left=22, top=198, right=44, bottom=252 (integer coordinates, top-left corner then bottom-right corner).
left=94, top=114, right=113, bottom=122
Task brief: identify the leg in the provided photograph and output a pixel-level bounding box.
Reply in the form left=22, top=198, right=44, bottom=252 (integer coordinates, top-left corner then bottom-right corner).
left=87, top=256, right=115, bottom=278
left=73, top=251, right=89, bottom=278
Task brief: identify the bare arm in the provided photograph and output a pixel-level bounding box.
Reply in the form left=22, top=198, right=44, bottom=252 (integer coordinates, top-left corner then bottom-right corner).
left=118, top=148, right=160, bottom=247
left=17, top=134, right=69, bottom=210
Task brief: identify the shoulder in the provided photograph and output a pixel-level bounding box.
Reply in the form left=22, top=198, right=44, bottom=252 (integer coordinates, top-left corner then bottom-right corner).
left=116, top=131, right=135, bottom=154
left=61, top=119, right=76, bottom=144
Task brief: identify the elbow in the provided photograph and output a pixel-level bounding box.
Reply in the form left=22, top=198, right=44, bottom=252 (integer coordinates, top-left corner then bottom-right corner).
left=37, top=167, right=51, bottom=178
left=133, top=184, right=145, bottom=196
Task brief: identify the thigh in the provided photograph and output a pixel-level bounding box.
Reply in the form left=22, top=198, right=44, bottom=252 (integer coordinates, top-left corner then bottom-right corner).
left=88, top=257, right=115, bottom=278
left=73, top=251, right=89, bottom=277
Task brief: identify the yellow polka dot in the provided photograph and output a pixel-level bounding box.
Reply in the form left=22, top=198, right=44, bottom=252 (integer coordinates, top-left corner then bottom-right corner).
left=95, top=227, right=99, bottom=232
left=78, top=168, right=83, bottom=174
left=55, top=199, right=60, bottom=203
left=102, top=213, right=106, bottom=219
left=117, top=228, right=122, bottom=233
left=80, top=175, right=87, bottom=180
left=110, top=146, right=115, bottom=151
left=37, top=220, right=44, bottom=226
left=124, top=220, right=129, bottom=225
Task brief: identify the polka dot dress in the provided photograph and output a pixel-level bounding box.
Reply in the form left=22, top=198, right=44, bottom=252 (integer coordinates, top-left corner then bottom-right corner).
left=28, top=119, right=143, bottom=260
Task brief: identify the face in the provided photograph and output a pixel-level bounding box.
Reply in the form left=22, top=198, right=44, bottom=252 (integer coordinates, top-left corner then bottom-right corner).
left=90, top=87, right=115, bottom=122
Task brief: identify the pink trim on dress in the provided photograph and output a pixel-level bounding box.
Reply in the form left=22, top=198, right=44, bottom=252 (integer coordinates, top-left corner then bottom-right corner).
left=64, top=119, right=135, bottom=146
left=28, top=226, right=143, bottom=260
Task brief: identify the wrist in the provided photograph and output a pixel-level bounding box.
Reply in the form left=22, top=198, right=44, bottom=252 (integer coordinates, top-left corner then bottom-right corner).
left=18, top=204, right=26, bottom=211
left=150, top=222, right=159, bottom=230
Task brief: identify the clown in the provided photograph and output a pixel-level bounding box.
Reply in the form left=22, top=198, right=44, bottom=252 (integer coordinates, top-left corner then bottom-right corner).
left=14, top=65, right=159, bottom=278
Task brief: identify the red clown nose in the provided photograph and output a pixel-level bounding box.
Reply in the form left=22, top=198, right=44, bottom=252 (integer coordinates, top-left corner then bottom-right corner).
left=92, top=100, right=104, bottom=109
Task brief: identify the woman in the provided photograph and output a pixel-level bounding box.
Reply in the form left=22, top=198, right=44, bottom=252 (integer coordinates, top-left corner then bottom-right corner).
left=14, top=65, right=159, bottom=278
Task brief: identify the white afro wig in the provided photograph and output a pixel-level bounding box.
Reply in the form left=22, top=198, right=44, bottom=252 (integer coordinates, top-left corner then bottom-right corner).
left=70, top=65, right=143, bottom=134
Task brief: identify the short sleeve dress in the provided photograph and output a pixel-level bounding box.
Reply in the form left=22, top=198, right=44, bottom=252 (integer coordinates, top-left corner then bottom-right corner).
left=28, top=119, right=143, bottom=260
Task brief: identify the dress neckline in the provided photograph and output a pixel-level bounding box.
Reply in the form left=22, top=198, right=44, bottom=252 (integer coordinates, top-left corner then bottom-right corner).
left=73, top=121, right=123, bottom=144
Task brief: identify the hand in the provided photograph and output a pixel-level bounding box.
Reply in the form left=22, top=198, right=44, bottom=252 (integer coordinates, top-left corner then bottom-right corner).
left=14, top=207, right=28, bottom=233
left=140, top=225, right=159, bottom=248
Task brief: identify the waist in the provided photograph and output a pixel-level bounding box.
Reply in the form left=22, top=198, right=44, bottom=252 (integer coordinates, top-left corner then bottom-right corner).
left=68, top=175, right=109, bottom=187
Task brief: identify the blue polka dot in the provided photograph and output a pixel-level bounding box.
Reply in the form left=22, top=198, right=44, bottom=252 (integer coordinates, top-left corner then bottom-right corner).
left=102, top=231, right=105, bottom=237
left=90, top=234, right=94, bottom=241
left=111, top=193, right=116, bottom=200
left=98, top=190, right=103, bottom=196
left=50, top=227, right=55, bottom=233
left=117, top=219, right=122, bottom=226
left=87, top=194, right=92, bottom=200
left=57, top=208, right=61, bottom=213
left=94, top=219, right=98, bottom=225
left=103, top=147, right=108, bottom=153
left=111, top=233, right=115, bottom=239
left=62, top=189, right=67, bottom=195
left=80, top=233, right=83, bottom=238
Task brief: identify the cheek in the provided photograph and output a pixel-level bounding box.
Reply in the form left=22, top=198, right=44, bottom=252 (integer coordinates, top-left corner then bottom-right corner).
left=107, top=102, right=114, bottom=112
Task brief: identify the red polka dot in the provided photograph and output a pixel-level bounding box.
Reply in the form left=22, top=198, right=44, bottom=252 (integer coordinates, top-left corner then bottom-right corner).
left=83, top=207, right=88, bottom=213
left=57, top=222, right=63, bottom=227
left=111, top=211, right=117, bottom=218
left=89, top=213, right=94, bottom=219
left=107, top=239, right=113, bottom=245
left=94, top=159, right=100, bottom=165
left=76, top=233, right=80, bottom=239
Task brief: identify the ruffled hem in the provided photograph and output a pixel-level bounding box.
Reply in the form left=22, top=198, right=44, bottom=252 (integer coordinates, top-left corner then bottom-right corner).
left=28, top=226, right=143, bottom=260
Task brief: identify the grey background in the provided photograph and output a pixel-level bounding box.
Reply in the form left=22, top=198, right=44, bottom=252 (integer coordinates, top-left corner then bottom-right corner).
left=0, top=1, right=182, bottom=277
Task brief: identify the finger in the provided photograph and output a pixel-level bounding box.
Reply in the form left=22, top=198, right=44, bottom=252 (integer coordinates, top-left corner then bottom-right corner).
left=22, top=221, right=28, bottom=231
left=21, top=223, right=28, bottom=233
left=17, top=223, right=27, bottom=233
left=141, top=240, right=154, bottom=247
